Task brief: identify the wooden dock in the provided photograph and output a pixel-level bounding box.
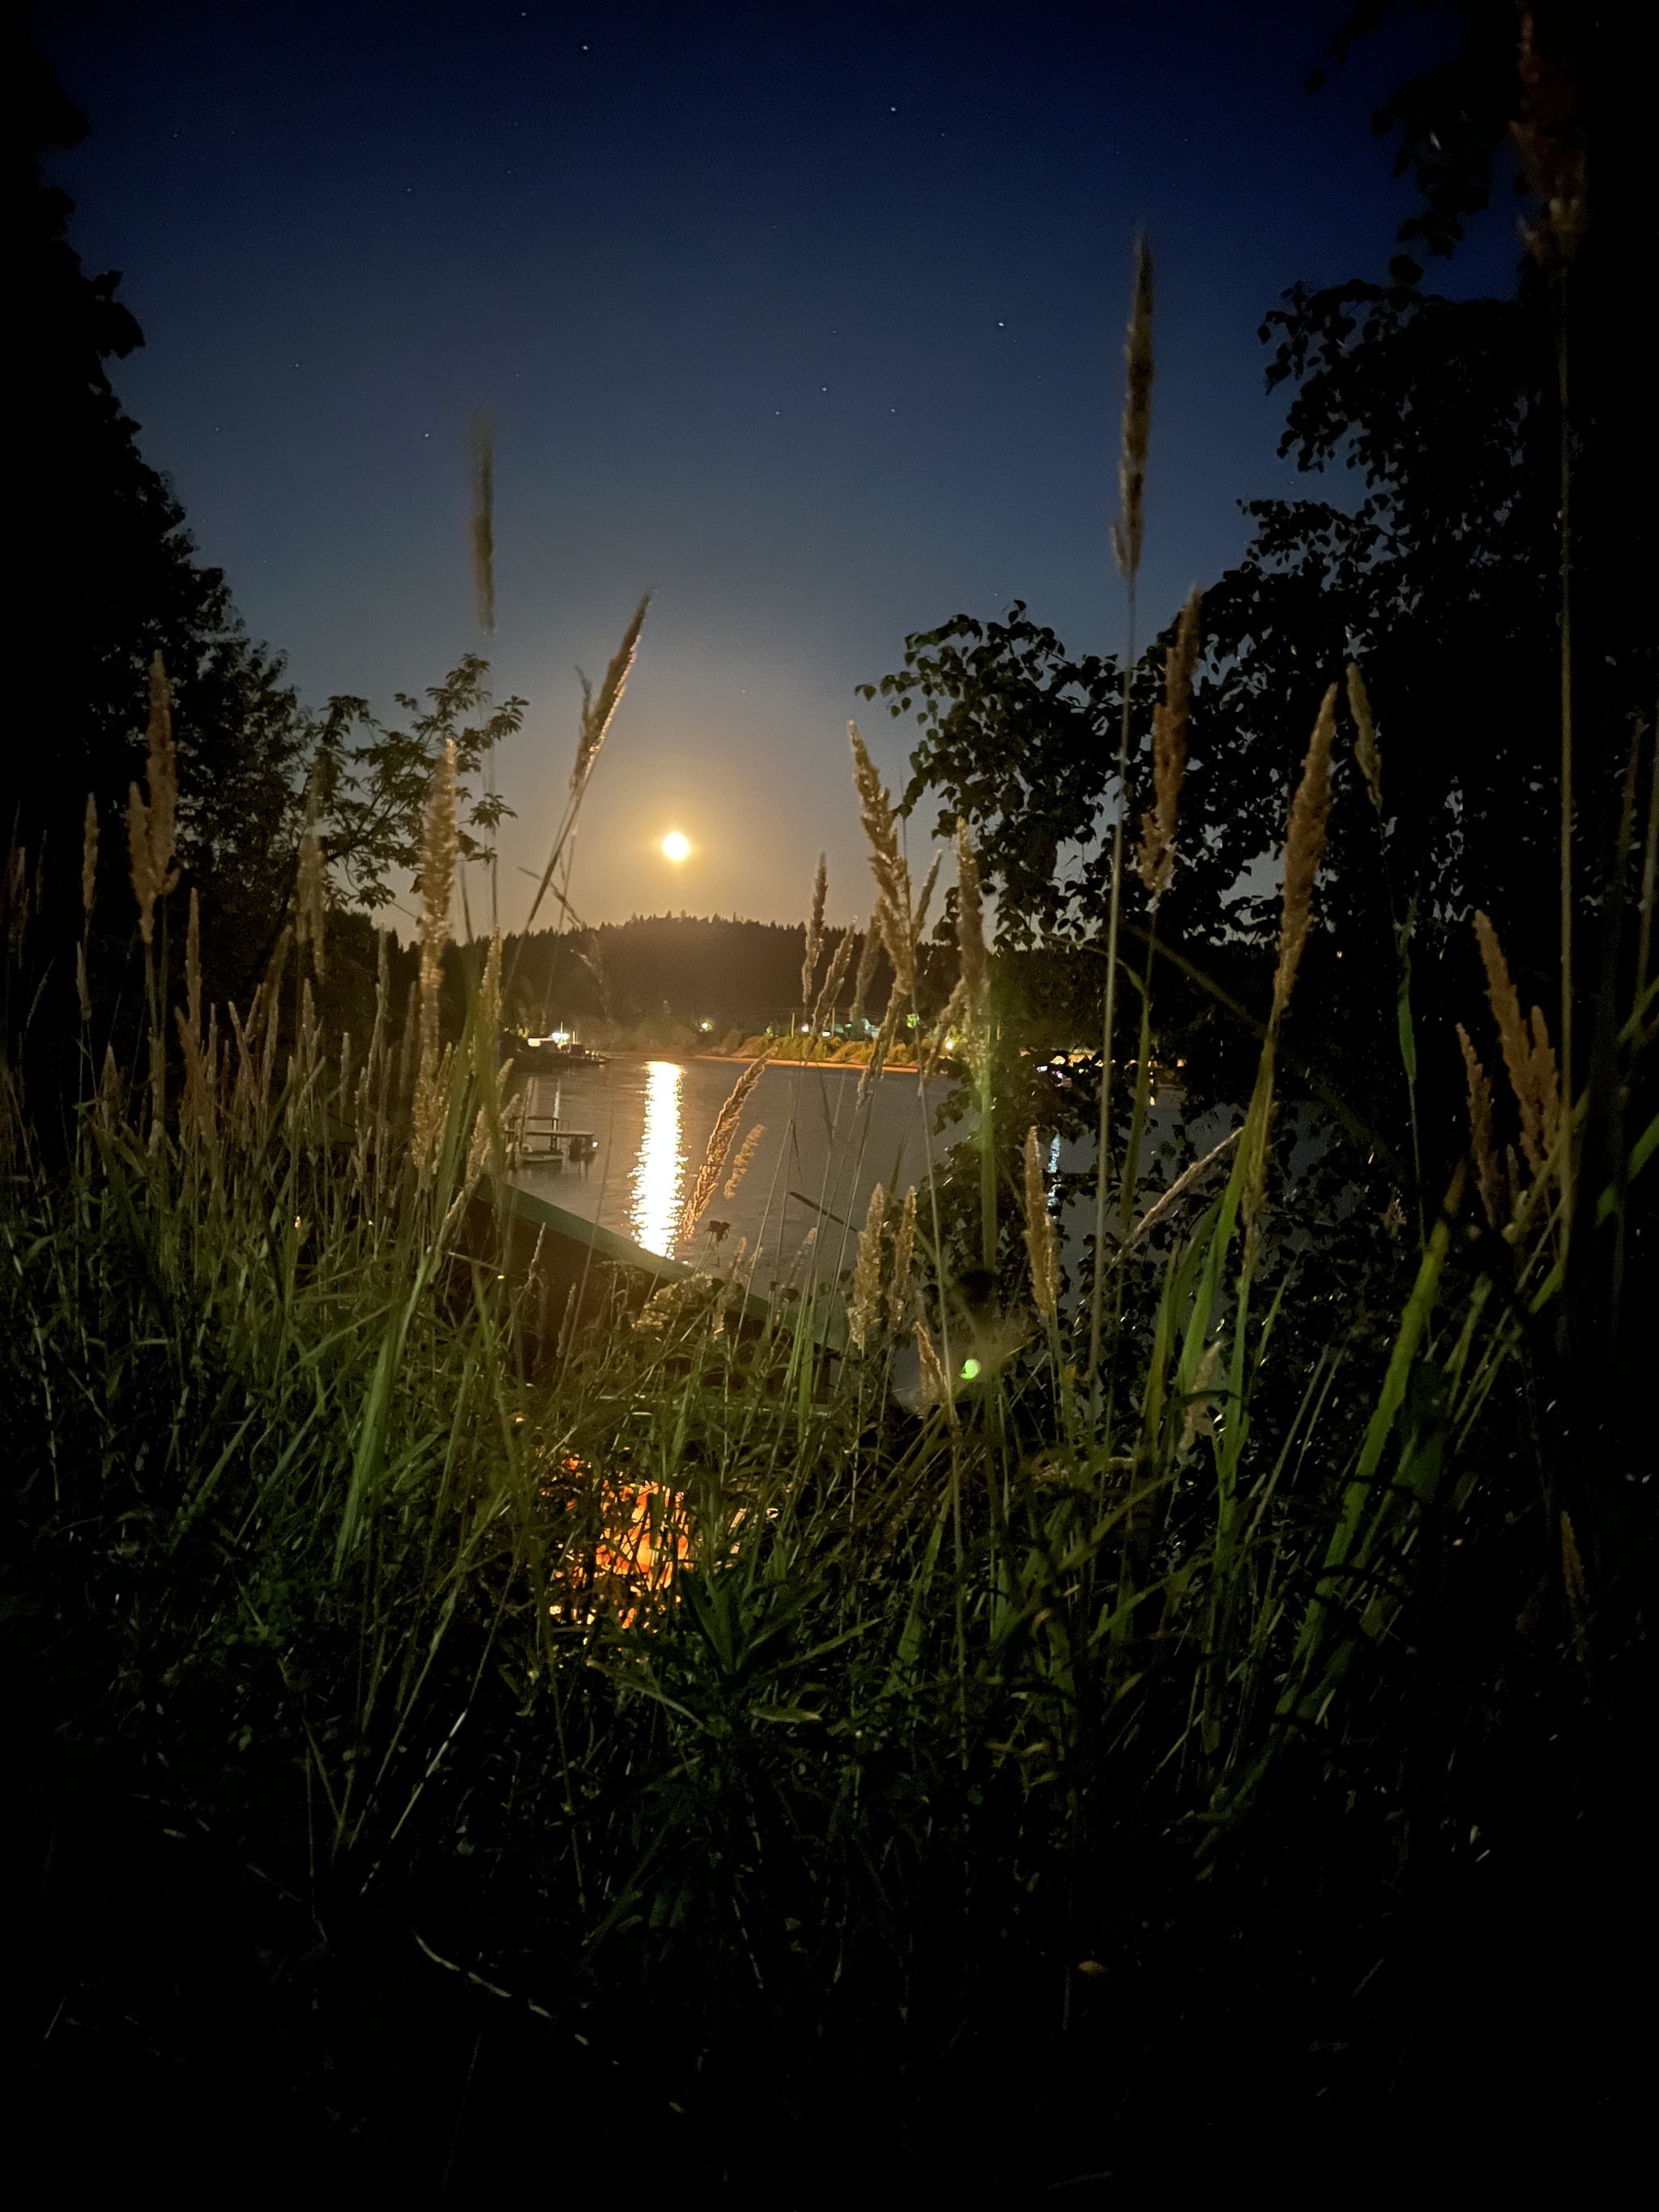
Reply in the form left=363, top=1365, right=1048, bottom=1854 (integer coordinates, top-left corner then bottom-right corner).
left=514, top=1114, right=598, bottom=1165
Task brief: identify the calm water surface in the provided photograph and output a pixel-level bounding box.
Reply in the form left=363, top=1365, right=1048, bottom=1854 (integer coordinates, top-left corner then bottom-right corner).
left=510, top=1056, right=957, bottom=1288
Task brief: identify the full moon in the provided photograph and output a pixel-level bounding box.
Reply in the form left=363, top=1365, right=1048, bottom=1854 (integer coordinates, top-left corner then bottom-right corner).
left=662, top=831, right=691, bottom=862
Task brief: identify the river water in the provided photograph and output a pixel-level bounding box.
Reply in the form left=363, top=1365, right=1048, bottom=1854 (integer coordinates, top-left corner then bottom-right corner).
left=508, top=1056, right=957, bottom=1290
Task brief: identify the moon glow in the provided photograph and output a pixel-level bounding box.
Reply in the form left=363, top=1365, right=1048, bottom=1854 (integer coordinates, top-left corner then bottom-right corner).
left=662, top=831, right=691, bottom=862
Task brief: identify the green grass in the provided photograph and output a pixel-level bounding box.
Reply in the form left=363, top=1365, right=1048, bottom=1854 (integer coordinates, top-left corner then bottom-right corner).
left=6, top=703, right=1653, bottom=2186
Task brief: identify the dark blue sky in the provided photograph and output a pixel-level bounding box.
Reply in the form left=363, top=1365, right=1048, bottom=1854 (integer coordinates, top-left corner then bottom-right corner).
left=38, top=0, right=1519, bottom=929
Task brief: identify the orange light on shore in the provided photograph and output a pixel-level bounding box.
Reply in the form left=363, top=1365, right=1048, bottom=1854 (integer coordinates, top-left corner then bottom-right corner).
left=545, top=1458, right=693, bottom=1629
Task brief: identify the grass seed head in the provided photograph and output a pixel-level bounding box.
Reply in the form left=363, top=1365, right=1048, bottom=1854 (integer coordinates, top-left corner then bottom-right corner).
left=913, top=851, right=941, bottom=942
left=849, top=914, right=882, bottom=1030
left=888, top=1184, right=917, bottom=1324
left=1473, top=910, right=1558, bottom=1170
left=1272, top=683, right=1338, bottom=1017
left=857, top=995, right=902, bottom=1106
left=572, top=597, right=649, bottom=795
left=296, top=817, right=327, bottom=978
left=1456, top=1020, right=1505, bottom=1228
left=81, top=795, right=98, bottom=918
left=954, top=821, right=992, bottom=1085
left=1527, top=1004, right=1560, bottom=1153
left=1021, top=1125, right=1059, bottom=1325
left=919, top=976, right=968, bottom=1083
left=1512, top=12, right=1586, bottom=270
left=848, top=1181, right=887, bottom=1353
left=723, top=1121, right=766, bottom=1200
left=470, top=412, right=495, bottom=636
left=412, top=740, right=458, bottom=1180
left=680, top=1045, right=774, bottom=1242
left=127, top=652, right=180, bottom=945
left=914, top=1316, right=957, bottom=1423
left=810, top=919, right=855, bottom=1038
left=849, top=722, right=915, bottom=1006
left=1179, top=1340, right=1222, bottom=1453
left=185, top=887, right=202, bottom=1044
left=1111, top=235, right=1155, bottom=585
left=1137, top=585, right=1202, bottom=899
left=803, top=852, right=828, bottom=1005
left=955, top=818, right=988, bottom=1017
left=1346, top=660, right=1383, bottom=816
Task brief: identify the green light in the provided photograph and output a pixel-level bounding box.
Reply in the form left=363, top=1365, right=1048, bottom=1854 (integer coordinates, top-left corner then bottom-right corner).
left=961, top=1357, right=982, bottom=1380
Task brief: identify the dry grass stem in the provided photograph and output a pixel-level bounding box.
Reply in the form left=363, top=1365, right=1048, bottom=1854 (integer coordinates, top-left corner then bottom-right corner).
left=888, top=1184, right=916, bottom=1324
left=955, top=820, right=989, bottom=1070
left=470, top=413, right=494, bottom=636
left=1179, top=1340, right=1222, bottom=1452
left=175, top=973, right=215, bottom=1152
left=723, top=1123, right=766, bottom=1200
left=1110, top=236, right=1154, bottom=584
left=809, top=922, right=855, bottom=1037
left=127, top=651, right=180, bottom=945
left=413, top=740, right=459, bottom=1179
left=1528, top=1008, right=1560, bottom=1153
left=1131, top=1126, right=1242, bottom=1244
left=680, top=1046, right=774, bottom=1242
left=81, top=795, right=98, bottom=919
left=296, top=816, right=326, bottom=978
left=185, top=888, right=202, bottom=1046
left=1512, top=12, right=1587, bottom=270
left=914, top=1317, right=956, bottom=1422
left=848, top=1182, right=886, bottom=1353
left=849, top=723, right=915, bottom=1006
left=474, top=932, right=508, bottom=1173
left=849, top=917, right=881, bottom=1030
left=478, top=929, right=502, bottom=1041
left=919, top=978, right=968, bottom=1083
left=298, top=978, right=321, bottom=1088
left=1456, top=1021, right=1504, bottom=1228
left=803, top=854, right=828, bottom=1005
left=572, top=597, right=650, bottom=795
left=1137, top=585, right=1202, bottom=898
left=395, top=978, right=419, bottom=1115
left=1241, top=1097, right=1277, bottom=1256
left=1021, top=1126, right=1059, bottom=1324
left=96, top=1043, right=121, bottom=1132
left=634, top=1273, right=721, bottom=1336
left=1272, top=683, right=1338, bottom=1016
left=857, top=996, right=902, bottom=1106
left=259, top=946, right=285, bottom=1080
left=1473, top=910, right=1559, bottom=1169
left=1346, top=661, right=1383, bottom=816
left=1559, top=1507, right=1590, bottom=1661
left=913, top=853, right=941, bottom=942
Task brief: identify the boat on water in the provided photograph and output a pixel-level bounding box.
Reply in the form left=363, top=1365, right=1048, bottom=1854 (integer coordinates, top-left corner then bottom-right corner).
left=505, top=1029, right=609, bottom=1072
left=450, top=1178, right=842, bottom=1379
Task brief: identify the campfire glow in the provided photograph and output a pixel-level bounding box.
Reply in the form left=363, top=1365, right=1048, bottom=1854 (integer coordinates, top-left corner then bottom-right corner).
left=548, top=1460, right=693, bottom=1627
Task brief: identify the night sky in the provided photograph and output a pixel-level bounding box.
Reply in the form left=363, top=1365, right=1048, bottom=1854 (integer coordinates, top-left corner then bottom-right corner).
left=37, top=1, right=1520, bottom=932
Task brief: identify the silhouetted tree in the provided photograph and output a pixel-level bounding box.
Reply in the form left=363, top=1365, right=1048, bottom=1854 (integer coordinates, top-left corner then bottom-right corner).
left=12, top=21, right=312, bottom=1003
left=9, top=23, right=525, bottom=1067
left=864, top=0, right=1656, bottom=1181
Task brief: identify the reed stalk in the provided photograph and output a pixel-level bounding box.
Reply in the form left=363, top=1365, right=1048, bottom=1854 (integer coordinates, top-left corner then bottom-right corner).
left=1090, top=235, right=1154, bottom=1395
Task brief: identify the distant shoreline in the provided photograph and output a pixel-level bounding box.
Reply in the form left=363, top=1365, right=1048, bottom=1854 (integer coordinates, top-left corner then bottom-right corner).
left=695, top=1051, right=928, bottom=1077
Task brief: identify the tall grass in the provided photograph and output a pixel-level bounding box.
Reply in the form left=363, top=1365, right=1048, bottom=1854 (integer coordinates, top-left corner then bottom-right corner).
left=5, top=272, right=1655, bottom=2176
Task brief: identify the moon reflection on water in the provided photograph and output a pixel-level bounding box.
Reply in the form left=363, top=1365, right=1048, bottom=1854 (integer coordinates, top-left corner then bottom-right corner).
left=629, top=1059, right=685, bottom=1256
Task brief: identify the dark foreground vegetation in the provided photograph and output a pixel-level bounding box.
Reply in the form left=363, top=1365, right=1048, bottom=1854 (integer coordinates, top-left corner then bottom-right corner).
left=6, top=5, right=1656, bottom=2194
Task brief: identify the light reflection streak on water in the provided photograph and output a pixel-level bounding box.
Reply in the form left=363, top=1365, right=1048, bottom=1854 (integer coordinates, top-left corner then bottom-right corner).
left=629, top=1060, right=684, bottom=1256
